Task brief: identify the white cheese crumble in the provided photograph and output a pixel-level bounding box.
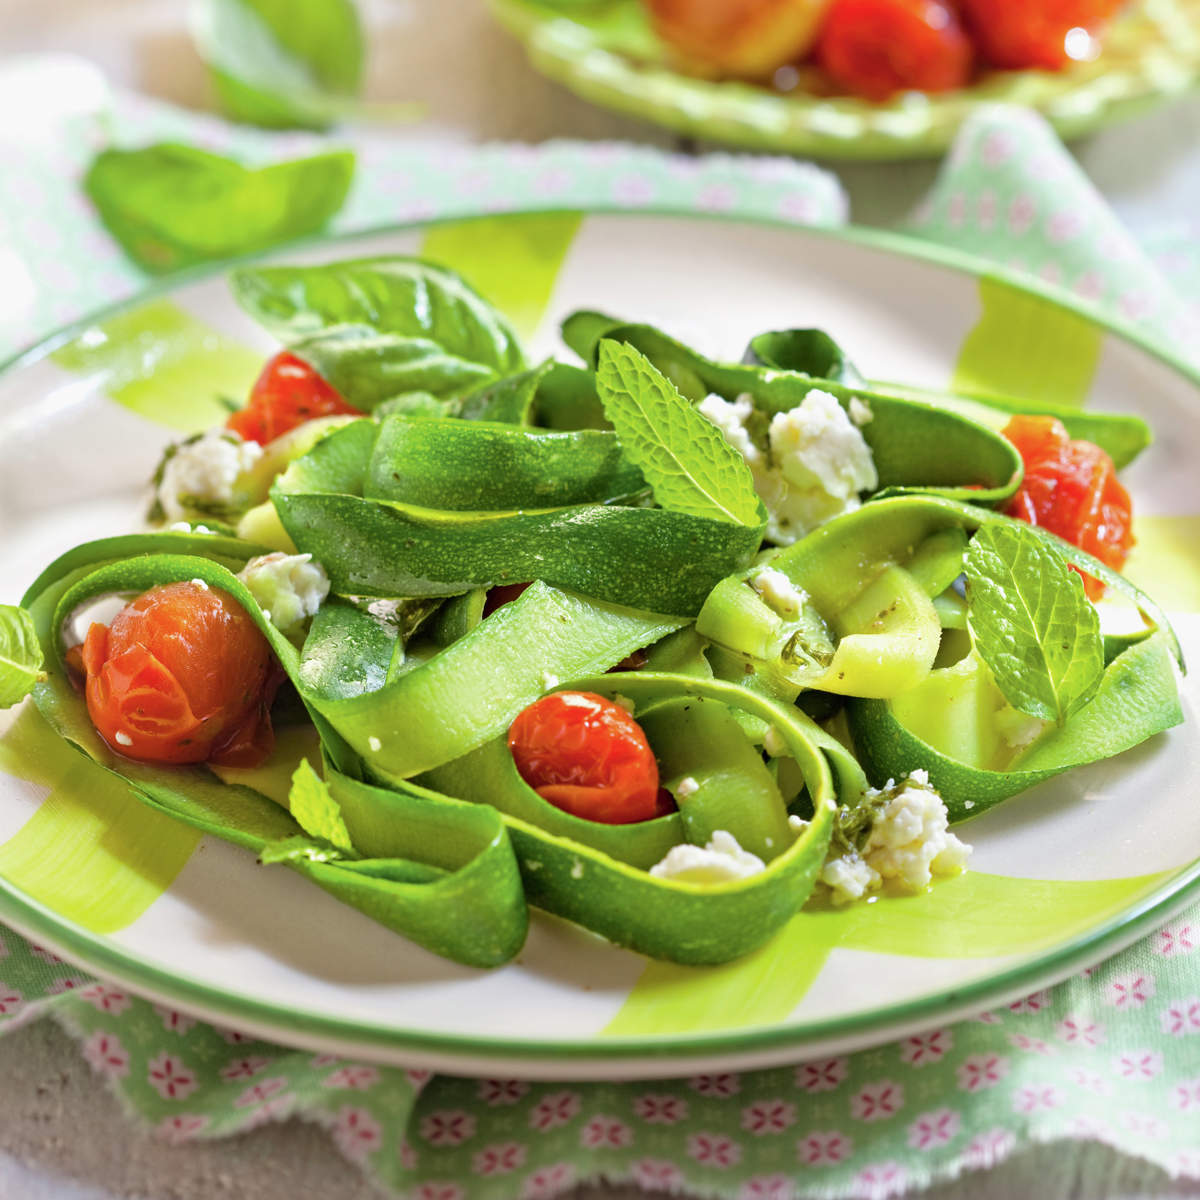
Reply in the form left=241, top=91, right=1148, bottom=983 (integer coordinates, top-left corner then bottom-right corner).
left=168, top=521, right=215, bottom=534
left=189, top=578, right=209, bottom=591
left=649, top=830, right=765, bottom=884
left=540, top=671, right=560, bottom=690
left=762, top=725, right=787, bottom=757
left=158, top=430, right=262, bottom=524
left=612, top=693, right=636, bottom=714
left=113, top=730, right=133, bottom=748
left=698, top=389, right=877, bottom=544
left=750, top=567, right=807, bottom=617
left=787, top=814, right=809, bottom=832
left=367, top=736, right=382, bottom=753
left=236, top=552, right=330, bottom=633
left=848, top=397, right=874, bottom=427
left=674, top=775, right=700, bottom=799
left=821, top=770, right=972, bottom=905
left=570, top=859, right=584, bottom=880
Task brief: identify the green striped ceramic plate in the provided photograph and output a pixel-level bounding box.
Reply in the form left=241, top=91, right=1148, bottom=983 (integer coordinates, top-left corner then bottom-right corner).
left=0, top=212, right=1197, bottom=1077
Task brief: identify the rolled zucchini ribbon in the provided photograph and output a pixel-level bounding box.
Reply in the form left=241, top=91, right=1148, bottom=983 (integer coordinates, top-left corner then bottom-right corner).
left=696, top=494, right=1184, bottom=822
left=24, top=533, right=859, bottom=967
left=270, top=417, right=763, bottom=616
left=562, top=315, right=1025, bottom=508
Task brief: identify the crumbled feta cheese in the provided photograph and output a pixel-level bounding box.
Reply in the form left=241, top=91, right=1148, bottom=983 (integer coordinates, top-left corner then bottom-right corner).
left=698, top=389, right=877, bottom=544
left=189, top=578, right=209, bottom=591
left=674, top=775, right=700, bottom=799
left=158, top=430, right=262, bottom=524
left=236, top=552, right=330, bottom=633
left=787, top=814, right=809, bottom=832
left=113, top=730, right=133, bottom=748
left=612, top=693, right=635, bottom=714
left=540, top=671, right=560, bottom=690
left=367, top=736, right=382, bottom=753
left=995, top=704, right=1051, bottom=751
left=848, top=397, right=874, bottom=427
left=169, top=521, right=216, bottom=534
left=649, top=830, right=766, bottom=884
left=821, top=771, right=972, bottom=905
left=570, top=859, right=584, bottom=880
left=750, top=567, right=808, bottom=617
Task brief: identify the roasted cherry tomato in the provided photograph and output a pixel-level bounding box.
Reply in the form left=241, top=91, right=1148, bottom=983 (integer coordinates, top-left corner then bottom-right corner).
left=646, top=0, right=833, bottom=78
left=1002, top=414, right=1134, bottom=599
left=78, top=581, right=280, bottom=767
left=226, top=351, right=361, bottom=446
left=508, top=691, right=664, bottom=824
left=815, top=0, right=972, bottom=101
left=959, top=0, right=1121, bottom=70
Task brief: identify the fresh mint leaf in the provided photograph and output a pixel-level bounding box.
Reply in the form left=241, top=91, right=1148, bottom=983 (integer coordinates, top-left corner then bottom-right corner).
left=231, top=258, right=525, bottom=379
left=0, top=605, right=45, bottom=709
left=287, top=758, right=355, bottom=852
left=191, top=0, right=364, bottom=130
left=965, top=522, right=1104, bottom=725
left=84, top=143, right=354, bottom=274
left=594, top=340, right=766, bottom=528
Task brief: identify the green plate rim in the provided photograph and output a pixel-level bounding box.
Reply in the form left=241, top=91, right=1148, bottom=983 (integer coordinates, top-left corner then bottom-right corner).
left=487, top=0, right=1200, bottom=161
left=1, top=208, right=1197, bottom=1073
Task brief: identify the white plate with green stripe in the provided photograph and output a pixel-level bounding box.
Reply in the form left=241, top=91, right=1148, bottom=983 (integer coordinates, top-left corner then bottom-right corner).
left=1, top=212, right=1197, bottom=1079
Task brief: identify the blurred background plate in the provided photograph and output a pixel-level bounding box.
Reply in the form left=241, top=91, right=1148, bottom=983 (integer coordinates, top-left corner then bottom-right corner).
left=489, top=0, right=1200, bottom=159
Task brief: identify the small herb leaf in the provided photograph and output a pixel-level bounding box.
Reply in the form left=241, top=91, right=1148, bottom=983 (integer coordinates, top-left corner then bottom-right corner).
left=191, top=0, right=364, bottom=130
left=0, top=605, right=46, bottom=709
left=231, top=257, right=525, bottom=378
left=594, top=340, right=766, bottom=528
left=287, top=758, right=355, bottom=853
left=965, top=523, right=1104, bottom=725
left=84, top=143, right=354, bottom=274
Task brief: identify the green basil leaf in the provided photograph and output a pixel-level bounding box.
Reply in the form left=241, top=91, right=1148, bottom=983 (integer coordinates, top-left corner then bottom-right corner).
left=289, top=325, right=495, bottom=408
left=0, top=605, right=46, bottom=708
left=595, top=340, right=766, bottom=529
left=84, top=143, right=354, bottom=274
left=965, top=523, right=1104, bottom=725
left=231, top=257, right=525, bottom=378
left=287, top=758, right=355, bottom=852
left=191, top=0, right=364, bottom=130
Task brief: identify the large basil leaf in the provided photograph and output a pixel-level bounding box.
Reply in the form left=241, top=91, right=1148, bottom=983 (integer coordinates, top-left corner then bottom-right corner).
left=231, top=258, right=525, bottom=389
left=191, top=0, right=364, bottom=130
left=84, top=143, right=354, bottom=274
left=0, top=605, right=45, bottom=708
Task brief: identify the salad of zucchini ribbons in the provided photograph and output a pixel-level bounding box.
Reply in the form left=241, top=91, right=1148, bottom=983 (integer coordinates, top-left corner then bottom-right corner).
left=3, top=255, right=1185, bottom=969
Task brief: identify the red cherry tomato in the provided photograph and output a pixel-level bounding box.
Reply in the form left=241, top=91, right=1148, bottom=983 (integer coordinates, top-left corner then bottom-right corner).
left=78, top=581, right=280, bottom=767
left=508, top=691, right=663, bottom=824
left=226, top=351, right=361, bottom=446
left=816, top=0, right=973, bottom=102
left=1002, top=415, right=1134, bottom=600
left=959, top=0, right=1121, bottom=70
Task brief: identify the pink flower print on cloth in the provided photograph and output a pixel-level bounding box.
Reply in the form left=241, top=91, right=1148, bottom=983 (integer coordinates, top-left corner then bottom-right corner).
left=1012, top=1084, right=1063, bottom=1113
left=630, top=1159, right=685, bottom=1192
left=795, top=1058, right=847, bottom=1093
left=739, top=1174, right=794, bottom=1199
left=580, top=1115, right=633, bottom=1150
left=853, top=1161, right=908, bottom=1199
left=530, top=1090, right=581, bottom=1132
left=153, top=1005, right=196, bottom=1035
left=412, top=1184, right=464, bottom=1200
left=1107, top=973, right=1156, bottom=1008
left=907, top=1108, right=961, bottom=1150
left=632, top=1092, right=689, bottom=1124
left=476, top=1078, right=529, bottom=1107
left=690, top=1072, right=742, bottom=1098
left=798, top=1130, right=853, bottom=1166
left=850, top=1081, right=904, bottom=1122
left=79, top=983, right=130, bottom=1015
left=471, top=1141, right=526, bottom=1176
left=420, top=1109, right=477, bottom=1147
left=221, top=1056, right=272, bottom=1082
left=234, top=1077, right=288, bottom=1109
left=957, top=1054, right=1010, bottom=1092
left=1114, top=1050, right=1163, bottom=1081
left=522, top=1163, right=576, bottom=1200
left=964, top=1127, right=1016, bottom=1169
left=687, top=1132, right=742, bottom=1168
left=1156, top=922, right=1197, bottom=957
left=333, top=1106, right=383, bottom=1162
left=1057, top=1016, right=1105, bottom=1047
left=740, top=1099, right=796, bottom=1136
left=322, top=1065, right=380, bottom=1092
left=156, top=1114, right=209, bottom=1145
left=1160, top=997, right=1200, bottom=1036
left=900, top=1030, right=952, bottom=1066
left=81, top=1031, right=130, bottom=1079
left=1171, top=1078, right=1200, bottom=1112
left=147, top=1052, right=198, bottom=1102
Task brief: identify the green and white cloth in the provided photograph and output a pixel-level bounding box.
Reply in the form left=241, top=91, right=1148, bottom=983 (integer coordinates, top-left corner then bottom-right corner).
left=2, top=82, right=1199, bottom=1200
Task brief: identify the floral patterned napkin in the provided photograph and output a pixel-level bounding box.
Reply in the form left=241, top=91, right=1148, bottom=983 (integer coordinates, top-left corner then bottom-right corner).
left=1, top=80, right=1199, bottom=1200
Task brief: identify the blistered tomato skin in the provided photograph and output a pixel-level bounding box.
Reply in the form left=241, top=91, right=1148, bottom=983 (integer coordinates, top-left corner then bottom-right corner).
left=226, top=351, right=361, bottom=446
left=508, top=691, right=663, bottom=824
left=816, top=0, right=973, bottom=102
left=960, top=0, right=1121, bottom=70
left=79, top=582, right=279, bottom=767
left=1002, top=415, right=1134, bottom=599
